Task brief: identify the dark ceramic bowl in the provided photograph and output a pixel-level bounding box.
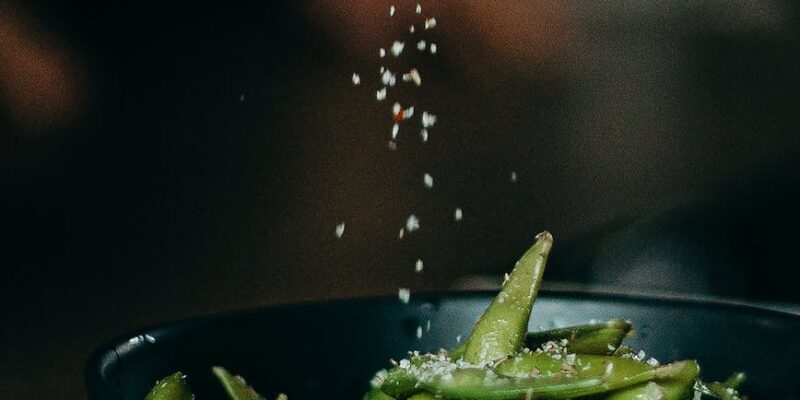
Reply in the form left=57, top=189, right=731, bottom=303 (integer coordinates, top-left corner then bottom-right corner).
left=86, top=290, right=800, bottom=400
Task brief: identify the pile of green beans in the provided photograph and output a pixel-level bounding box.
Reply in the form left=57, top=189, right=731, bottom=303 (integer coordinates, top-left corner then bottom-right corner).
left=145, top=232, right=746, bottom=400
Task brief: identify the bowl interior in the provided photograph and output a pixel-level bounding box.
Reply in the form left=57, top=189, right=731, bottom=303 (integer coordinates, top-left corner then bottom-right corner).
left=86, top=291, right=800, bottom=400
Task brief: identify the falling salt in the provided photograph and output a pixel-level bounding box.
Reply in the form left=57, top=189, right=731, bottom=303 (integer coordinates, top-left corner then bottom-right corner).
left=391, top=41, right=405, bottom=57
left=430, top=43, right=437, bottom=54
left=421, top=111, right=437, bottom=128
left=416, top=4, right=422, bottom=14
left=417, top=40, right=427, bottom=51
left=455, top=208, right=463, bottom=221
left=376, top=87, right=387, bottom=101
left=415, top=259, right=424, bottom=273
left=391, top=123, right=400, bottom=139
left=420, top=128, right=429, bottom=142
left=424, top=18, right=436, bottom=29
left=352, top=73, right=361, bottom=85
left=380, top=48, right=386, bottom=58
left=423, top=173, right=433, bottom=188
left=398, top=288, right=411, bottom=303
left=335, top=223, right=346, bottom=238
left=389, top=5, right=396, bottom=16
left=405, top=214, right=420, bottom=232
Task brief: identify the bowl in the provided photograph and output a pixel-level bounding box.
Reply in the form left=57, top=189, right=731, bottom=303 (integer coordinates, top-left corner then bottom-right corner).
left=86, top=290, right=800, bottom=399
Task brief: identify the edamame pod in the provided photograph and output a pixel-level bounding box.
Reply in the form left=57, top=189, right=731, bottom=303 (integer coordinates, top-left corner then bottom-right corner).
left=212, top=366, right=265, bottom=400
left=145, top=372, right=193, bottom=400
left=526, top=319, right=632, bottom=355
left=463, top=232, right=553, bottom=365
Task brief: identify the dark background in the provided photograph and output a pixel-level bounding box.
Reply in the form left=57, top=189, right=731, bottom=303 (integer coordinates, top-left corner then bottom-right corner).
left=1, top=1, right=799, bottom=398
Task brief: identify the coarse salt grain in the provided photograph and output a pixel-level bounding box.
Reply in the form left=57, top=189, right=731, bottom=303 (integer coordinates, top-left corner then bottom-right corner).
left=404, top=106, right=415, bottom=119
left=430, top=43, right=437, bottom=54
left=420, top=128, right=429, bottom=142
left=456, top=335, right=462, bottom=343
left=391, top=123, right=400, bottom=139
left=417, top=40, right=427, bottom=51
left=415, top=259, right=424, bottom=273
left=398, top=288, right=411, bottom=303
left=393, top=102, right=402, bottom=115
left=409, top=25, right=415, bottom=33
left=455, top=208, right=463, bottom=221
left=402, top=69, right=422, bottom=86
left=416, top=4, right=422, bottom=14
left=144, top=334, right=156, bottom=343
left=426, top=319, right=431, bottom=331
left=391, top=41, right=405, bottom=57
left=380, top=48, right=386, bottom=58
left=646, top=357, right=660, bottom=367
left=511, top=171, right=518, bottom=182
left=406, top=214, right=420, bottom=232
left=389, top=5, right=396, bottom=16
left=352, top=73, right=361, bottom=85
left=423, top=173, right=433, bottom=188
left=422, top=111, right=437, bottom=128
left=398, top=228, right=405, bottom=239
left=335, top=222, right=345, bottom=238
left=416, top=326, right=423, bottom=338
left=424, top=18, right=437, bottom=29
left=388, top=140, right=397, bottom=151
left=382, top=70, right=397, bottom=86
left=376, top=87, right=387, bottom=101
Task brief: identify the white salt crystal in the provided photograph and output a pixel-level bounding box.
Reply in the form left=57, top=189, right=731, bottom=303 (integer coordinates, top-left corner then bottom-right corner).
left=398, top=288, right=411, bottom=303
left=335, top=223, right=345, bottom=238
left=423, top=173, right=433, bottom=188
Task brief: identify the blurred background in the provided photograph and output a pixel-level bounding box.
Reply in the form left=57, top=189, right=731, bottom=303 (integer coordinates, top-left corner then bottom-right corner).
left=1, top=0, right=799, bottom=398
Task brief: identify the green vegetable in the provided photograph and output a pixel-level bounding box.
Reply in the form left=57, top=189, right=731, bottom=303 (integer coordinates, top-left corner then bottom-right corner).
left=144, top=372, right=193, bottom=400
left=212, top=366, right=265, bottom=400
left=525, top=319, right=632, bottom=355
left=462, top=231, right=553, bottom=365
left=604, top=360, right=699, bottom=400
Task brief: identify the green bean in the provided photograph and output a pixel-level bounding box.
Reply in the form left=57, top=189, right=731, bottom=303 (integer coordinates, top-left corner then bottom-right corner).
left=364, top=388, right=397, bottom=400
left=212, top=366, right=265, bottom=400
left=697, top=374, right=746, bottom=400
left=495, top=353, right=651, bottom=379
left=407, top=392, right=437, bottom=400
left=144, top=372, right=193, bottom=400
left=603, top=360, right=699, bottom=400
left=422, top=360, right=697, bottom=400
left=525, top=319, right=632, bottom=355
left=462, top=232, right=553, bottom=365
left=378, top=367, right=422, bottom=399
left=723, top=372, right=746, bottom=390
